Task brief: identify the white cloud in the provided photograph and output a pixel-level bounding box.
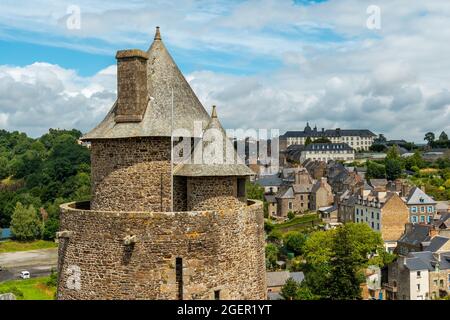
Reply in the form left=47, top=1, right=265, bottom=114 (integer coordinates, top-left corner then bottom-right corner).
left=0, top=0, right=450, bottom=141
left=0, top=63, right=116, bottom=137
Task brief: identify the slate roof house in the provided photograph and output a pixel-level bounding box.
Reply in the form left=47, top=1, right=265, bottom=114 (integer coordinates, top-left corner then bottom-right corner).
left=355, top=191, right=409, bottom=253
left=385, top=250, right=450, bottom=300
left=404, top=187, right=437, bottom=224
left=395, top=224, right=434, bottom=255
left=266, top=271, right=304, bottom=300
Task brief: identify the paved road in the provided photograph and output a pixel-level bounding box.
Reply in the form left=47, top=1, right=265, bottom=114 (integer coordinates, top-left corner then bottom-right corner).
left=0, top=265, right=55, bottom=282
left=0, top=248, right=57, bottom=282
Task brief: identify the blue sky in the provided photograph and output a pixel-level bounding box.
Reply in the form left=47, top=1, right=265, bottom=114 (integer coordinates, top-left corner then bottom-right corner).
left=0, top=0, right=449, bottom=141
left=0, top=0, right=340, bottom=77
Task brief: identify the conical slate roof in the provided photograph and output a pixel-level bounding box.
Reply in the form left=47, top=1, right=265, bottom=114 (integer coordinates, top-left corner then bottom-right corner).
left=173, top=106, right=254, bottom=177
left=82, top=27, right=211, bottom=140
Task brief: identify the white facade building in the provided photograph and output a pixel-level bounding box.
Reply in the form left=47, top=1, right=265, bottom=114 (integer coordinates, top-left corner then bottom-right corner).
left=299, top=143, right=355, bottom=163
left=284, top=123, right=376, bottom=151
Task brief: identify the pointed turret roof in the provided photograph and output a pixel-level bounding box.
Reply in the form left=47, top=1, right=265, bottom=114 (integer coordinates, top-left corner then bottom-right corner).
left=173, top=106, right=254, bottom=177
left=82, top=27, right=211, bottom=140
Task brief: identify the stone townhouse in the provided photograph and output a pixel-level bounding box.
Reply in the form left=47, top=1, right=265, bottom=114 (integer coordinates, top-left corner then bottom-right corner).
left=337, top=182, right=372, bottom=223
left=56, top=27, right=266, bottom=300
left=283, top=123, right=376, bottom=151
left=271, top=167, right=315, bottom=217
left=368, top=178, right=388, bottom=191
left=404, top=187, right=437, bottom=224
left=309, top=177, right=334, bottom=211
left=274, top=187, right=296, bottom=217
left=265, top=194, right=277, bottom=217
left=354, top=191, right=409, bottom=253
left=337, top=190, right=358, bottom=223
left=428, top=252, right=450, bottom=299
left=385, top=250, right=450, bottom=300
left=303, top=159, right=327, bottom=180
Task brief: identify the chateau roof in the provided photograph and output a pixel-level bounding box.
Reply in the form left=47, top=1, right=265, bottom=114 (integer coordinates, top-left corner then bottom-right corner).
left=284, top=128, right=376, bottom=138
left=82, top=27, right=211, bottom=140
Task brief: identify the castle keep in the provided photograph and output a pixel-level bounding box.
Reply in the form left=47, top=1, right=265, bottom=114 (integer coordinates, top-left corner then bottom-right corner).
left=56, top=27, right=266, bottom=300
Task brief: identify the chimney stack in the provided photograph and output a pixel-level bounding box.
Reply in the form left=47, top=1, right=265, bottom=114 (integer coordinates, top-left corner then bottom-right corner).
left=115, top=49, right=149, bottom=123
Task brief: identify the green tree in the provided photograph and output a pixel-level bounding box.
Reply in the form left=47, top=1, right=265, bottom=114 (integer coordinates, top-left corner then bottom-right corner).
left=328, top=226, right=362, bottom=300
left=10, top=202, right=41, bottom=241
left=385, top=159, right=402, bottom=181
left=0, top=156, right=9, bottom=179
left=287, top=211, right=295, bottom=220
left=369, top=144, right=387, bottom=153
left=386, top=145, right=400, bottom=160
left=404, top=151, right=424, bottom=171
left=305, top=137, right=313, bottom=146
left=266, top=243, right=279, bottom=270
left=424, top=132, right=435, bottom=145
left=302, top=224, right=384, bottom=299
left=280, top=278, right=301, bottom=300
left=246, top=181, right=264, bottom=201
left=284, top=231, right=306, bottom=256
left=366, top=161, right=386, bottom=179
left=42, top=218, right=59, bottom=240
left=296, top=285, right=319, bottom=300
left=374, top=134, right=387, bottom=144
left=264, top=220, right=275, bottom=233
left=267, top=229, right=283, bottom=243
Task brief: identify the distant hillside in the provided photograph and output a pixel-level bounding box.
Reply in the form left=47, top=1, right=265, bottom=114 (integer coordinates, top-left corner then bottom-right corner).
left=0, top=128, right=90, bottom=238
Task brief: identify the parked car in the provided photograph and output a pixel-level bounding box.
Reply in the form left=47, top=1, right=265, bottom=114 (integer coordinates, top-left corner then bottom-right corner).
left=19, top=271, right=30, bottom=279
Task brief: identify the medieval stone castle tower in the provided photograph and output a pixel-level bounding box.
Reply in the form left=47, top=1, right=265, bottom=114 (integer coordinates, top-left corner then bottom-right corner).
left=56, top=27, right=266, bottom=300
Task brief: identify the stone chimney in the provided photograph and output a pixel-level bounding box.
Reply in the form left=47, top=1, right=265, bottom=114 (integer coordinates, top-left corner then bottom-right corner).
left=429, top=226, right=439, bottom=238
left=115, top=49, right=149, bottom=123
left=404, top=223, right=413, bottom=235
left=420, top=185, right=426, bottom=193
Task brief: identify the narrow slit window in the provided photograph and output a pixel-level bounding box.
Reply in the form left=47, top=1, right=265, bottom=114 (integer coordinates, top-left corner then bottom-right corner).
left=176, top=257, right=183, bottom=300
left=237, top=178, right=246, bottom=198
left=214, top=290, right=220, bottom=300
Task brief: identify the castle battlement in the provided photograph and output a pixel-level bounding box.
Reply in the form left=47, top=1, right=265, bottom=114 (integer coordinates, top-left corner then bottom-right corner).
left=57, top=200, right=265, bottom=300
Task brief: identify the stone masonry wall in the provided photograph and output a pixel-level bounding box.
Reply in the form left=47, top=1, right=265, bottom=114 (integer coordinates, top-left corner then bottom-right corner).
left=381, top=194, right=410, bottom=242
left=90, top=137, right=172, bottom=212
left=173, top=176, right=187, bottom=212
left=186, top=176, right=245, bottom=211
left=57, top=201, right=266, bottom=300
